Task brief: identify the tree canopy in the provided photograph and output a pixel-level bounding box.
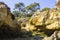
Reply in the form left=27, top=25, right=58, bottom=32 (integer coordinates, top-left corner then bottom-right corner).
left=26, top=2, right=40, bottom=12
left=13, top=2, right=40, bottom=17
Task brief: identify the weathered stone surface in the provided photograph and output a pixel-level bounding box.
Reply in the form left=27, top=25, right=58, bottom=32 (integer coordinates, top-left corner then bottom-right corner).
left=28, top=9, right=60, bottom=30
left=55, top=0, right=60, bottom=9
left=43, top=31, right=60, bottom=40
left=0, top=2, right=20, bottom=38
left=24, top=9, right=60, bottom=36
left=0, top=2, right=18, bottom=28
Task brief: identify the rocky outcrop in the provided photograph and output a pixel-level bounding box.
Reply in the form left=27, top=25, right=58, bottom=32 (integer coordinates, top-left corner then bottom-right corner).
left=29, top=9, right=60, bottom=30
left=43, top=31, right=60, bottom=40
left=0, top=2, right=17, bottom=28
left=55, top=0, right=60, bottom=9
left=0, top=2, right=20, bottom=38
left=24, top=8, right=60, bottom=36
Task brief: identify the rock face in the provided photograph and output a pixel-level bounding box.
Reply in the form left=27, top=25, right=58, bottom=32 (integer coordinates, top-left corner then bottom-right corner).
left=29, top=9, right=60, bottom=30
left=55, top=0, right=60, bottom=9
left=43, top=31, right=60, bottom=40
left=0, top=2, right=20, bottom=28
left=25, top=9, right=60, bottom=36
left=0, top=2, right=20, bottom=38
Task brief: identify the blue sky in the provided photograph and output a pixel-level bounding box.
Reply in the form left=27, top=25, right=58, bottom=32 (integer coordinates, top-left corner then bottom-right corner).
left=0, top=0, right=56, bottom=12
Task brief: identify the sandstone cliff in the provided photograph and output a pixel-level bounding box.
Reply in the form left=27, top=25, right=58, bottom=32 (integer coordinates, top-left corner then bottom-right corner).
left=0, top=2, right=17, bottom=28
left=29, top=9, right=60, bottom=29
left=23, top=8, right=60, bottom=36
left=0, top=2, right=20, bottom=38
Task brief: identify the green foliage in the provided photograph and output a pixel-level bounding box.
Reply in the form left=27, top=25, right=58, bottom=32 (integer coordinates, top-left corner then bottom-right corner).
left=32, top=31, right=47, bottom=37
left=19, top=11, right=26, bottom=18
left=26, top=2, right=40, bottom=12
left=14, top=2, right=26, bottom=18
left=15, top=2, right=25, bottom=11
left=13, top=2, right=40, bottom=18
left=27, top=12, right=34, bottom=17
left=20, top=30, right=33, bottom=38
left=13, top=10, right=19, bottom=17
left=42, top=8, right=50, bottom=11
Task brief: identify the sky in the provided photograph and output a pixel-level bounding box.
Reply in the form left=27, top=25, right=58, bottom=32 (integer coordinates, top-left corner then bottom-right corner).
left=0, top=0, right=56, bottom=12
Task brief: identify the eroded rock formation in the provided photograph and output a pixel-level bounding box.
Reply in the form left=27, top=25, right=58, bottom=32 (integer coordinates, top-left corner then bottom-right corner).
left=0, top=2, right=20, bottom=38
left=43, top=31, right=60, bottom=40
left=24, top=4, right=60, bottom=36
